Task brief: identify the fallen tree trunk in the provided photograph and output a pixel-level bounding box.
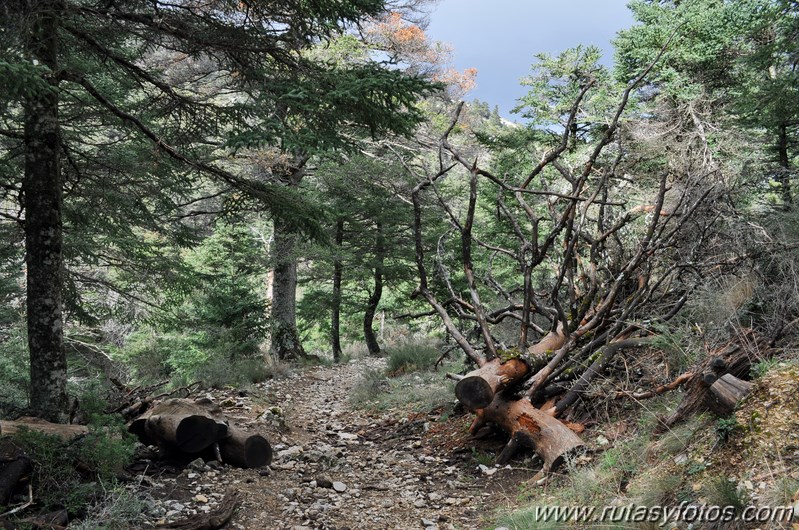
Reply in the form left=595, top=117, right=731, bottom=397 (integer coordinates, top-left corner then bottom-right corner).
left=130, top=399, right=228, bottom=454
left=0, top=419, right=88, bottom=440
left=550, top=338, right=652, bottom=416
left=217, top=428, right=272, bottom=469
left=709, top=374, right=753, bottom=416
left=469, top=395, right=584, bottom=471
left=455, top=358, right=528, bottom=410
left=128, top=399, right=273, bottom=469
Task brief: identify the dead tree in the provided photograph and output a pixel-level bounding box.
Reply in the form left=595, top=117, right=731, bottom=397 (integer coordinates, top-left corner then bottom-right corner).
left=402, top=41, right=731, bottom=470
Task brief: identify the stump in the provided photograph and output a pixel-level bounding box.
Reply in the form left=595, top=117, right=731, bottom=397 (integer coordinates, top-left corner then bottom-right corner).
left=470, top=396, right=584, bottom=470
left=709, top=374, right=754, bottom=416
left=660, top=331, right=768, bottom=430
left=455, top=358, right=528, bottom=410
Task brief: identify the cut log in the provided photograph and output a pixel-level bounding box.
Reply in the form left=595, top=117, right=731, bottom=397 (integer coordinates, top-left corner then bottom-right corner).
left=132, top=399, right=228, bottom=454
left=0, top=457, right=30, bottom=506
left=709, top=374, right=754, bottom=416
left=455, top=358, right=528, bottom=410
left=470, top=396, right=584, bottom=471
left=145, top=414, right=223, bottom=454
left=218, top=429, right=272, bottom=469
left=0, top=418, right=88, bottom=440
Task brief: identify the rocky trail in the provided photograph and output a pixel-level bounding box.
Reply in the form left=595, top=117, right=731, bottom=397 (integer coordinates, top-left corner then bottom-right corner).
left=134, top=358, right=529, bottom=530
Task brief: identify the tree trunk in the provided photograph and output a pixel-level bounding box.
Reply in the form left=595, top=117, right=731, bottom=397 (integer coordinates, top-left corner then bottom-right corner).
left=661, top=330, right=767, bottom=430
left=470, top=396, right=584, bottom=471
left=23, top=0, right=68, bottom=423
left=455, top=358, right=529, bottom=410
left=331, top=218, right=344, bottom=362
left=270, top=215, right=305, bottom=360
left=777, top=121, right=792, bottom=204
left=363, top=221, right=384, bottom=356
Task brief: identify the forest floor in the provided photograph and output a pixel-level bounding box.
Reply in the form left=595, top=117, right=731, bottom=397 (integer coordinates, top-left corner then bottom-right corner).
left=127, top=356, right=799, bottom=530
left=134, top=357, right=530, bottom=530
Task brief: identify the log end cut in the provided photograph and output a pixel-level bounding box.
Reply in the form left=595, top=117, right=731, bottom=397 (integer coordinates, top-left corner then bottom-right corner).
left=219, top=429, right=273, bottom=469
left=455, top=377, right=494, bottom=410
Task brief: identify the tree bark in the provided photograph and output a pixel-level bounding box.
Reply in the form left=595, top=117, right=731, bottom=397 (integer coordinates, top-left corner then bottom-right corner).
left=363, top=221, right=384, bottom=356
left=661, top=331, right=765, bottom=430
left=470, top=396, right=584, bottom=471
left=0, top=457, right=31, bottom=506
left=331, top=218, right=344, bottom=362
left=23, top=0, right=68, bottom=422
left=270, top=215, right=305, bottom=360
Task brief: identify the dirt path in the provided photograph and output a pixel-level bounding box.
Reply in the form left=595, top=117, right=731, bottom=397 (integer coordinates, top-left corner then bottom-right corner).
left=140, top=358, right=525, bottom=530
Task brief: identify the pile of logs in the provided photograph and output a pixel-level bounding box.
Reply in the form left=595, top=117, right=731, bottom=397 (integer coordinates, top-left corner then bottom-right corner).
left=0, top=394, right=272, bottom=529
left=449, top=351, right=587, bottom=473
left=127, top=398, right=273, bottom=469
left=447, top=328, right=770, bottom=472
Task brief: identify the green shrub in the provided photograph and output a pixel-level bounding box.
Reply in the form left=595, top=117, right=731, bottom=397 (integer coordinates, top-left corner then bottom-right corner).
left=385, top=341, right=440, bottom=375
left=715, top=417, right=740, bottom=443
left=11, top=422, right=134, bottom=513
left=350, top=367, right=390, bottom=406
left=196, top=356, right=279, bottom=388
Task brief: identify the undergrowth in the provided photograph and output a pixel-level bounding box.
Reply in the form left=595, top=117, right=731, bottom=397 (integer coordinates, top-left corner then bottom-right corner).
left=350, top=341, right=459, bottom=413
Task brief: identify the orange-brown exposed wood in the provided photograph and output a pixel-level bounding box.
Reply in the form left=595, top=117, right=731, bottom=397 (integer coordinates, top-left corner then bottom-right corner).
left=470, top=396, right=584, bottom=471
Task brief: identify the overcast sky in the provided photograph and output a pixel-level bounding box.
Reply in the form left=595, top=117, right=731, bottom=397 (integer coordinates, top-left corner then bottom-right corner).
left=425, top=0, right=635, bottom=118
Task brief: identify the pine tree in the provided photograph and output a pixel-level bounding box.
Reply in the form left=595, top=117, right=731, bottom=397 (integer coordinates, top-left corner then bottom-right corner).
left=0, top=0, right=432, bottom=419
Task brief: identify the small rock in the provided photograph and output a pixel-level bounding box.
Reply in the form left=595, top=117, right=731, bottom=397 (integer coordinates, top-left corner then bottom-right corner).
left=259, top=468, right=271, bottom=477
left=414, top=499, right=426, bottom=508
left=421, top=518, right=437, bottom=527
left=478, top=464, right=497, bottom=476
left=332, top=481, right=347, bottom=493
left=316, top=475, right=334, bottom=489
left=188, top=458, right=205, bottom=471
left=194, top=494, right=208, bottom=503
